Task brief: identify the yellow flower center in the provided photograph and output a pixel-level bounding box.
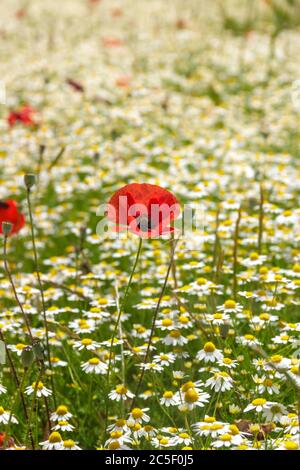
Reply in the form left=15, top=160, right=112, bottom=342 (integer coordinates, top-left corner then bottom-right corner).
left=228, top=424, right=239, bottom=435
left=160, top=438, right=169, bottom=445
left=64, top=440, right=75, bottom=448
left=110, top=430, right=122, bottom=439
left=58, top=420, right=68, bottom=426
left=204, top=342, right=216, bottom=353
left=210, top=423, right=223, bottom=430
left=81, top=338, right=92, bottom=345
left=49, top=432, right=62, bottom=443
left=181, top=381, right=195, bottom=392
left=115, top=385, right=128, bottom=395
left=270, top=354, right=282, bottom=363
left=56, top=405, right=68, bottom=415
left=89, top=358, right=100, bottom=365
left=252, top=398, right=267, bottom=406
left=221, top=433, right=232, bottom=442
left=284, top=441, right=298, bottom=450
left=108, top=441, right=120, bottom=450
left=184, top=389, right=199, bottom=403
left=204, top=416, right=215, bottom=423
left=32, top=381, right=44, bottom=390
left=196, top=278, right=206, bottom=285
left=163, top=391, right=174, bottom=399
left=179, top=433, right=189, bottom=439
left=244, top=334, right=255, bottom=340
left=264, top=378, right=273, bottom=387
left=213, top=313, right=223, bottom=319
left=224, top=300, right=236, bottom=309
left=259, top=313, right=270, bottom=320
left=250, top=252, right=259, bottom=260
left=132, top=408, right=143, bottom=419
left=170, top=330, right=181, bottom=338
left=223, top=358, right=232, bottom=364
left=162, top=318, right=173, bottom=327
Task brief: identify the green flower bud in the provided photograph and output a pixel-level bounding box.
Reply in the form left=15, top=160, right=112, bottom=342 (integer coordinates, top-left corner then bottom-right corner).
left=24, top=173, right=36, bottom=189
left=32, top=339, right=44, bottom=360
left=21, top=346, right=34, bottom=368
left=2, top=221, right=13, bottom=236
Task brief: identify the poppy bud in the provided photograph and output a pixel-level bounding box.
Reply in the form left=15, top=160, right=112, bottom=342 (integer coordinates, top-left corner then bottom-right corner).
left=32, top=338, right=44, bottom=360
left=21, top=346, right=34, bottom=368
left=1, top=221, right=13, bottom=236
left=24, top=173, right=36, bottom=189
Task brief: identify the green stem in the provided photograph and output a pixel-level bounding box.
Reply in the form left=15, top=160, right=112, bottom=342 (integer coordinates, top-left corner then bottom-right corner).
left=104, top=237, right=143, bottom=432
left=131, top=239, right=177, bottom=410
left=26, top=187, right=57, bottom=407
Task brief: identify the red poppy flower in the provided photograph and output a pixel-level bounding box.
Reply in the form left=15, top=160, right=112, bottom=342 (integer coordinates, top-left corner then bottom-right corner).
left=107, top=183, right=180, bottom=238
left=7, top=105, right=37, bottom=128
left=0, top=200, right=25, bottom=235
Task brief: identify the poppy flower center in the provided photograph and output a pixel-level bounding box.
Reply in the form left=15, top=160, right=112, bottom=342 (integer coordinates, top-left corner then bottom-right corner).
left=135, top=215, right=154, bottom=232
left=0, top=201, right=9, bottom=209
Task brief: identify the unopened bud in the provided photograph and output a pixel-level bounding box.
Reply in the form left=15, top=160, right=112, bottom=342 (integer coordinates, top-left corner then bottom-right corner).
left=32, top=338, right=44, bottom=360
left=21, top=346, right=34, bottom=368
left=2, top=221, right=13, bottom=236
left=24, top=173, right=36, bottom=189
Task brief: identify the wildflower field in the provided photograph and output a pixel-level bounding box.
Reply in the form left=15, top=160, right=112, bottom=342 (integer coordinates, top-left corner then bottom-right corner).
left=0, top=0, right=300, bottom=452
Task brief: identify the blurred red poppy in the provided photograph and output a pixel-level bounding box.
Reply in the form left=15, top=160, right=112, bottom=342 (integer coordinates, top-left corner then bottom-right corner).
left=102, top=36, right=123, bottom=48
left=0, top=200, right=25, bottom=235
left=0, top=432, right=14, bottom=448
left=7, top=105, right=37, bottom=128
left=107, top=183, right=180, bottom=238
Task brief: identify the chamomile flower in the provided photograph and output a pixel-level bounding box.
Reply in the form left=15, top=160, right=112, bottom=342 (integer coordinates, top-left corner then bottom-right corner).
left=179, top=387, right=210, bottom=411
left=171, top=432, right=192, bottom=446
left=162, top=330, right=187, bottom=346
left=212, top=432, right=244, bottom=448
left=127, top=408, right=150, bottom=425
left=244, top=397, right=268, bottom=413
left=73, top=338, right=101, bottom=351
left=8, top=343, right=27, bottom=356
left=81, top=357, right=108, bottom=374
left=105, top=430, right=132, bottom=450
left=193, top=416, right=225, bottom=438
left=0, top=406, right=18, bottom=424
left=62, top=439, right=81, bottom=450
left=160, top=391, right=178, bottom=407
left=206, top=312, right=231, bottom=325
left=51, top=405, right=73, bottom=422
left=196, top=342, right=223, bottom=363
left=109, top=385, right=134, bottom=402
left=153, top=352, right=176, bottom=366
left=217, top=357, right=237, bottom=369
left=206, top=371, right=233, bottom=392
left=262, top=402, right=287, bottom=422
left=217, top=300, right=243, bottom=314
left=52, top=420, right=75, bottom=432
left=25, top=381, right=52, bottom=398
left=0, top=384, right=7, bottom=395
left=40, top=432, right=63, bottom=450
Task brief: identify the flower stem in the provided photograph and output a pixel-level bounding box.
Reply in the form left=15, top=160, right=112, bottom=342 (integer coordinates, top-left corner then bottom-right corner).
left=104, top=237, right=143, bottom=434
left=232, top=205, right=242, bottom=300
left=26, top=186, right=57, bottom=407
left=106, top=237, right=143, bottom=384
left=131, top=238, right=177, bottom=410
left=3, top=235, right=33, bottom=342
left=0, top=329, right=34, bottom=449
